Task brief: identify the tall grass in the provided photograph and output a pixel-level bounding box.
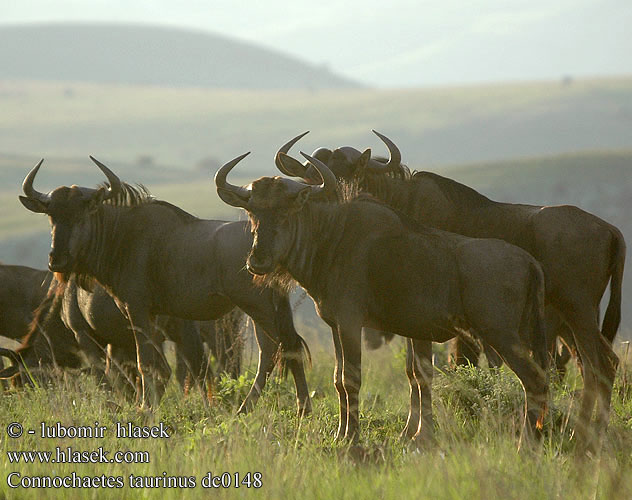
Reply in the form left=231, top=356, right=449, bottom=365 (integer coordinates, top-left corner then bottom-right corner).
left=1, top=342, right=631, bottom=499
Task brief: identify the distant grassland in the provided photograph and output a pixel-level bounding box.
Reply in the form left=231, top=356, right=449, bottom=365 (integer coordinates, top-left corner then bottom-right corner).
left=0, top=76, right=631, bottom=169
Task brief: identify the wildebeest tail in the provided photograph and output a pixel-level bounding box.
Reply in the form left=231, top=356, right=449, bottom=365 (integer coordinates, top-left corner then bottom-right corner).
left=601, top=226, right=625, bottom=344
left=273, top=292, right=312, bottom=377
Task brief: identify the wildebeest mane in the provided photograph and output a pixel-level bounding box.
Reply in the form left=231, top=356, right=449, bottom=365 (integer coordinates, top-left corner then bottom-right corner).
left=369, top=156, right=413, bottom=180
left=342, top=159, right=412, bottom=208
left=411, top=171, right=492, bottom=209
left=72, top=181, right=200, bottom=290
left=349, top=193, right=442, bottom=239
left=97, top=181, right=199, bottom=223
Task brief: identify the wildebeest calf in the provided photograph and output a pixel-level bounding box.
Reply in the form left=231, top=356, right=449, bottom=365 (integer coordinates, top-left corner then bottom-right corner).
left=216, top=151, right=549, bottom=445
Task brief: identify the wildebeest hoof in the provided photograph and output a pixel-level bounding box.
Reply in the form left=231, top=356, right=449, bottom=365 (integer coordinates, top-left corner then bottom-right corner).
left=411, top=432, right=436, bottom=452
left=399, top=425, right=418, bottom=441
left=297, top=405, right=312, bottom=418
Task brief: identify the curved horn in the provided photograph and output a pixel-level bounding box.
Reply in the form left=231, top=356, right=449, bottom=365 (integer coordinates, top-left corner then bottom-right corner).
left=0, top=347, right=23, bottom=379
left=89, top=156, right=122, bottom=200
left=275, top=131, right=310, bottom=177
left=214, top=152, right=252, bottom=208
left=22, top=159, right=50, bottom=203
left=299, top=152, right=337, bottom=197
left=368, top=130, right=402, bottom=172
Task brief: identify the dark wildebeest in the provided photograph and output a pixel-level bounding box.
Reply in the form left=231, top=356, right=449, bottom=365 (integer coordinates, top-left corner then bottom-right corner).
left=48, top=274, right=212, bottom=397
left=0, top=272, right=212, bottom=397
left=198, top=308, right=245, bottom=381
left=215, top=151, right=549, bottom=445
left=276, top=131, right=624, bottom=453
left=0, top=264, right=52, bottom=341
left=18, top=158, right=311, bottom=413
left=0, top=264, right=82, bottom=380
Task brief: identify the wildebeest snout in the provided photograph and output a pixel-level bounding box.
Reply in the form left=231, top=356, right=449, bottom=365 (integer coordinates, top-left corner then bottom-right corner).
left=48, top=249, right=70, bottom=272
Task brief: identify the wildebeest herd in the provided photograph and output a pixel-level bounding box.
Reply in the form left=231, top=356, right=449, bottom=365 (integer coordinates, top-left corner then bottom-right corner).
left=1, top=132, right=624, bottom=457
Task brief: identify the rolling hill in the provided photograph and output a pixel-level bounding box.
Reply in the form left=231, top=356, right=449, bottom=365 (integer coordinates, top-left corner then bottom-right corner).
left=0, top=23, right=360, bottom=89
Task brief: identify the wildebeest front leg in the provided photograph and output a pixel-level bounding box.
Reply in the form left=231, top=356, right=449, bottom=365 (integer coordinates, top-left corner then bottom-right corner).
left=127, top=310, right=170, bottom=409
left=331, top=326, right=347, bottom=441
left=401, top=339, right=421, bottom=439
left=412, top=339, right=434, bottom=446
left=338, top=323, right=362, bottom=443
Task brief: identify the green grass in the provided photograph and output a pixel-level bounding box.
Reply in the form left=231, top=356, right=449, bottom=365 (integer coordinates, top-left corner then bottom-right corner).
left=1, top=343, right=631, bottom=499
left=1, top=76, right=630, bottom=169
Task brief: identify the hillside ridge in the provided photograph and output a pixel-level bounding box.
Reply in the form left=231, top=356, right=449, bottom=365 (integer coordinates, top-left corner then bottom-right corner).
left=0, top=22, right=360, bottom=89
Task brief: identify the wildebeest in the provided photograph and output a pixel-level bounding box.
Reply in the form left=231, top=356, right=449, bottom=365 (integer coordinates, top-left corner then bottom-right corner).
left=215, top=151, right=549, bottom=445
left=48, top=274, right=212, bottom=398
left=0, top=264, right=52, bottom=341
left=277, top=131, right=624, bottom=453
left=18, top=158, right=311, bottom=413
left=0, top=264, right=82, bottom=379
left=0, top=271, right=214, bottom=398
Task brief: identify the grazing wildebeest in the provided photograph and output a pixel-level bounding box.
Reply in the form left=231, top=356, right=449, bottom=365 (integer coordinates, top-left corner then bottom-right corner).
left=215, top=152, right=549, bottom=445
left=0, top=264, right=83, bottom=381
left=18, top=158, right=311, bottom=413
left=48, top=274, right=212, bottom=398
left=198, top=308, right=245, bottom=381
left=277, top=131, right=624, bottom=453
left=0, top=291, right=82, bottom=382
left=0, top=264, right=52, bottom=341
left=0, top=272, right=211, bottom=398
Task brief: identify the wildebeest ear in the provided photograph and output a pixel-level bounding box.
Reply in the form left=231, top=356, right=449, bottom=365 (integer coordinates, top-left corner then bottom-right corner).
left=217, top=187, right=250, bottom=209
left=293, top=187, right=312, bottom=210
left=19, top=195, right=48, bottom=213
left=90, top=187, right=111, bottom=206
left=355, top=148, right=372, bottom=170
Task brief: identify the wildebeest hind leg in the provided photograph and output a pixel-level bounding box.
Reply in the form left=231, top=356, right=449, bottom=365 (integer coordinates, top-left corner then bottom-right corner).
left=273, top=295, right=311, bottom=416
left=566, top=310, right=616, bottom=456
left=492, top=337, right=548, bottom=446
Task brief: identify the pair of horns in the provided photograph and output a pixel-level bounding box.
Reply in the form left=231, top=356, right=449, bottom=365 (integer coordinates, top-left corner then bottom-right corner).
left=214, top=151, right=337, bottom=208
left=275, top=130, right=401, bottom=178
left=22, top=156, right=122, bottom=204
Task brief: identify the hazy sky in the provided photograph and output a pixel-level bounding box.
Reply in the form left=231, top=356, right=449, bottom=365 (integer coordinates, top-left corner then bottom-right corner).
left=4, top=0, right=631, bottom=87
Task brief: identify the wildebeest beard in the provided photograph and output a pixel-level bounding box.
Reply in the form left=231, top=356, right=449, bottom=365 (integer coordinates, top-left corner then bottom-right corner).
left=251, top=267, right=299, bottom=295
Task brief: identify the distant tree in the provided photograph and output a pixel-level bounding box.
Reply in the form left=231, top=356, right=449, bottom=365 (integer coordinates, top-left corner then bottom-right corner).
left=196, top=156, right=221, bottom=171
left=136, top=155, right=154, bottom=167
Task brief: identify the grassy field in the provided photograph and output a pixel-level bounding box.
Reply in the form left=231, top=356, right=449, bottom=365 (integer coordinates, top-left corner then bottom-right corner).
left=0, top=76, right=630, bottom=170
left=1, top=341, right=631, bottom=500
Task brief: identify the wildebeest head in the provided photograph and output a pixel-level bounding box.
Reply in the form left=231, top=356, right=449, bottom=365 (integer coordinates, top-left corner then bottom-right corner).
left=275, top=130, right=401, bottom=184
left=19, top=157, right=122, bottom=272
left=215, top=150, right=356, bottom=275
